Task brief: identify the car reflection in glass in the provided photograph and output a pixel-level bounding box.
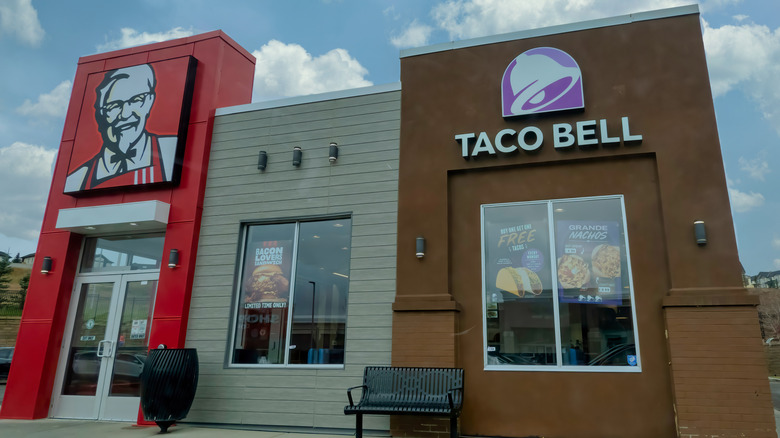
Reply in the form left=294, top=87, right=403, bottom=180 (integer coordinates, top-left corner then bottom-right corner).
left=487, top=351, right=540, bottom=366
left=0, top=347, right=13, bottom=380
left=72, top=350, right=147, bottom=377
left=587, top=343, right=636, bottom=366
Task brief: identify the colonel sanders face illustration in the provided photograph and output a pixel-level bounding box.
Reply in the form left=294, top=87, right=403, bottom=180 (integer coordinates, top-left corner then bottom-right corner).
left=95, top=64, right=156, bottom=154
left=64, top=63, right=180, bottom=193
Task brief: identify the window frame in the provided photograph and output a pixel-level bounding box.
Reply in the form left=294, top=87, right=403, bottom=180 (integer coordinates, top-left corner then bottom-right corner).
left=480, top=195, right=641, bottom=373
left=226, top=213, right=352, bottom=369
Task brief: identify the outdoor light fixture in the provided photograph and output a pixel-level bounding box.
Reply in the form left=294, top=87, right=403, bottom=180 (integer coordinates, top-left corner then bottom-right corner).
left=694, top=220, right=707, bottom=246
left=293, top=146, right=302, bottom=167
left=41, top=256, right=52, bottom=274
left=329, top=142, right=339, bottom=163
left=168, top=249, right=179, bottom=268
left=257, top=150, right=268, bottom=170
left=416, top=237, right=425, bottom=259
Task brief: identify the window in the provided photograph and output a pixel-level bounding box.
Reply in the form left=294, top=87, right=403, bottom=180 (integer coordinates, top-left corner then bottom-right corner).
left=482, top=196, right=639, bottom=371
left=231, top=217, right=352, bottom=367
left=80, top=234, right=165, bottom=273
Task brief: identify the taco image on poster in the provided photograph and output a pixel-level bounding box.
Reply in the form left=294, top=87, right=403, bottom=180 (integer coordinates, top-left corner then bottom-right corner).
left=557, top=254, right=591, bottom=289
left=244, top=264, right=290, bottom=302
left=496, top=267, right=543, bottom=298
left=591, top=244, right=621, bottom=278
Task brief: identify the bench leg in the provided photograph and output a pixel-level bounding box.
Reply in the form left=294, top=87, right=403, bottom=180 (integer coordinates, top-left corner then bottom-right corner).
left=355, top=413, right=363, bottom=438
left=450, top=416, right=458, bottom=438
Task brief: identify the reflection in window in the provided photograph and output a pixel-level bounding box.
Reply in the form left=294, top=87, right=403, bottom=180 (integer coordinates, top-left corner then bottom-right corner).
left=232, top=218, right=351, bottom=366
left=80, top=234, right=164, bottom=273
left=483, top=196, right=639, bottom=370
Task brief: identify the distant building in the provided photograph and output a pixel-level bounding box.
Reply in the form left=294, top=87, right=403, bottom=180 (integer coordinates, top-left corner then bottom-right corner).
left=756, top=271, right=780, bottom=289
left=741, top=263, right=755, bottom=288
left=20, top=254, right=34, bottom=265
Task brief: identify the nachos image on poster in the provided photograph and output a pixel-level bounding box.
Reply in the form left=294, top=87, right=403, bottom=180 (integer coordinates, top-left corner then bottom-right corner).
left=557, top=254, right=591, bottom=289
left=591, top=244, right=621, bottom=278
left=63, top=59, right=195, bottom=193
left=496, top=267, right=543, bottom=297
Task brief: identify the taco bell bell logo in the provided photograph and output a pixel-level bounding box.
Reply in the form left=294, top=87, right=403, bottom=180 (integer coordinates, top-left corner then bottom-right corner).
left=501, top=47, right=584, bottom=117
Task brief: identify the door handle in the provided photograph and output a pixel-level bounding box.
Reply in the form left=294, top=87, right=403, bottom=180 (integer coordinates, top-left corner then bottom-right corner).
left=97, top=340, right=114, bottom=358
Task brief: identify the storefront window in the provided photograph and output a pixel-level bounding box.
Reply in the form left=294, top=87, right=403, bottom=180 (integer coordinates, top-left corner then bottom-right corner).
left=482, top=196, right=639, bottom=370
left=231, top=217, right=351, bottom=366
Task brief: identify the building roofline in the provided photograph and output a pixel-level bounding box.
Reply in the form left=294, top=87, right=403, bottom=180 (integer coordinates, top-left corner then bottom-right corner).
left=215, top=82, right=402, bottom=116
left=400, top=4, right=699, bottom=58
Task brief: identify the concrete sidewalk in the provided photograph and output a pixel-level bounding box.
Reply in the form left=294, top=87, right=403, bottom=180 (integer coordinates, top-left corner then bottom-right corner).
left=0, top=384, right=361, bottom=438
left=0, top=419, right=357, bottom=438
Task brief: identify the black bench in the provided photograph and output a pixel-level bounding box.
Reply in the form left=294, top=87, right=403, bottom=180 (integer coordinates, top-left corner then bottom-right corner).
left=344, top=366, right=464, bottom=438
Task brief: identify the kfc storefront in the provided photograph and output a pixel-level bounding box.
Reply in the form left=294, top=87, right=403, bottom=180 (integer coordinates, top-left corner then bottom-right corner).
left=1, top=5, right=777, bottom=438
left=0, top=32, right=255, bottom=422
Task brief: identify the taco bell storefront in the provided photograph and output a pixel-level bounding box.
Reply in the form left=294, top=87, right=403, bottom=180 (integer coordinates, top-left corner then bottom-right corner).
left=1, top=5, right=776, bottom=438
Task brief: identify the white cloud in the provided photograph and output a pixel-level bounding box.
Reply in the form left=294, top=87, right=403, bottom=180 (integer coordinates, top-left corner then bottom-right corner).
left=700, top=0, right=743, bottom=10
left=251, top=40, right=372, bottom=101
left=0, top=0, right=44, bottom=47
left=773, top=236, right=780, bottom=249
left=0, top=142, right=56, bottom=241
left=392, top=20, right=434, bottom=48
left=16, top=81, right=72, bottom=119
left=774, top=259, right=780, bottom=270
left=430, top=0, right=688, bottom=41
left=728, top=187, right=765, bottom=213
left=702, top=20, right=780, bottom=135
left=97, top=27, right=194, bottom=52
left=738, top=155, right=771, bottom=181
left=383, top=6, right=400, bottom=20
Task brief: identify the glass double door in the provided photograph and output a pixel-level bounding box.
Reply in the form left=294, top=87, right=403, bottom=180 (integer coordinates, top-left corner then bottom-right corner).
left=51, top=273, right=157, bottom=421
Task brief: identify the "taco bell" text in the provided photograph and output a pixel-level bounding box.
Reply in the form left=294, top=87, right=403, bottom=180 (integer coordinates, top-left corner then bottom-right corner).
left=455, top=116, right=642, bottom=158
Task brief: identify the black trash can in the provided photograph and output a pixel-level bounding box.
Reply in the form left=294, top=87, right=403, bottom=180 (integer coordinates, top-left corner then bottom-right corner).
left=140, top=347, right=199, bottom=433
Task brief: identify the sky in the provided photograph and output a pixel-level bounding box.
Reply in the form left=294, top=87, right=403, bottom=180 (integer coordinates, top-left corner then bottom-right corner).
left=0, top=0, right=778, bottom=274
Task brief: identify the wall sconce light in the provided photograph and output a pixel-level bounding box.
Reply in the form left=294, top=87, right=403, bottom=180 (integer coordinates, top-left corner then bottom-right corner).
left=168, top=249, right=180, bottom=268
left=329, top=142, right=339, bottom=163
left=257, top=151, right=268, bottom=170
left=694, top=220, right=707, bottom=246
left=416, top=237, right=425, bottom=259
left=293, top=146, right=302, bottom=167
left=41, top=256, right=53, bottom=274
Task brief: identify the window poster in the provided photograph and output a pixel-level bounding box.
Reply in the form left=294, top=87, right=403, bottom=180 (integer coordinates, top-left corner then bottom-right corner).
left=241, top=239, right=294, bottom=309
left=555, top=220, right=623, bottom=304
left=485, top=205, right=552, bottom=301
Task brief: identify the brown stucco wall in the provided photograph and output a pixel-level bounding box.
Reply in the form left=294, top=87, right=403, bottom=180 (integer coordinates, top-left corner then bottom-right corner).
left=393, top=10, right=772, bottom=438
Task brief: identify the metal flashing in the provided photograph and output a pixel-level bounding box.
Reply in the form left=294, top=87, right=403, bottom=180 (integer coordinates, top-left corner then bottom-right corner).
left=216, top=82, right=402, bottom=116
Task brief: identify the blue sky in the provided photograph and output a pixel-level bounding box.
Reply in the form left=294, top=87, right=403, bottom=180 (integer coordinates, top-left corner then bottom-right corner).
left=0, top=0, right=778, bottom=274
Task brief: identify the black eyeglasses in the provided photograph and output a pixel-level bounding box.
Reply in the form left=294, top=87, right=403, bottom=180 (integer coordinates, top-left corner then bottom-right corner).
left=102, top=92, right=150, bottom=118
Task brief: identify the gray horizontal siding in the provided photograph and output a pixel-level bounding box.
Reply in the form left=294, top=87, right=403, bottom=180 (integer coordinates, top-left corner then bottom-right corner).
left=185, top=90, right=400, bottom=431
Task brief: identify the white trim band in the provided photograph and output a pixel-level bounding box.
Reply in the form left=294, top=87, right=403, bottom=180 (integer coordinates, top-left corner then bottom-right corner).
left=56, top=201, right=170, bottom=234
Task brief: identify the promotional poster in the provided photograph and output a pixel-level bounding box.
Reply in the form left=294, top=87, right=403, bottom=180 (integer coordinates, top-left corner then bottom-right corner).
left=486, top=209, right=552, bottom=303
left=241, top=239, right=294, bottom=308
left=556, top=220, right=623, bottom=304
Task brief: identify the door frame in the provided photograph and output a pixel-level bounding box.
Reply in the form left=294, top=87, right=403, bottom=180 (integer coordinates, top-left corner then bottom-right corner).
left=50, top=272, right=158, bottom=421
